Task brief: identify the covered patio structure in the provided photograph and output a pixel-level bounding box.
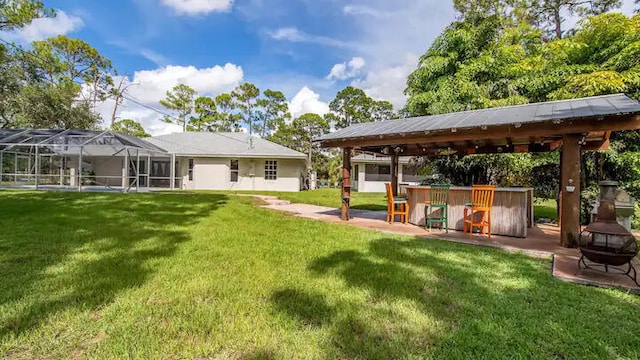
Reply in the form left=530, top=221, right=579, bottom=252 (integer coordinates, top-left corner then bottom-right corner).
left=315, top=93, right=640, bottom=248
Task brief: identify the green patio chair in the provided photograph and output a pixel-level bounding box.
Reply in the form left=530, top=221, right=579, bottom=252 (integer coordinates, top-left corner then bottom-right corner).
left=425, top=184, right=450, bottom=232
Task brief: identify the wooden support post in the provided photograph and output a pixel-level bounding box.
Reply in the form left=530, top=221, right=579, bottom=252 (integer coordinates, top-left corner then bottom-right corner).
left=170, top=153, right=176, bottom=190
left=390, top=152, right=399, bottom=196
left=78, top=147, right=83, bottom=192
left=341, top=147, right=352, bottom=221
left=0, top=150, right=3, bottom=187
left=560, top=134, right=581, bottom=247
left=34, top=146, right=39, bottom=190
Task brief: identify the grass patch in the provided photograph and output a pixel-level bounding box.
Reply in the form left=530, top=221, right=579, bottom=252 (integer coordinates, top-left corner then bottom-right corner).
left=534, top=198, right=558, bottom=221
left=1, top=190, right=639, bottom=358
left=230, top=188, right=388, bottom=211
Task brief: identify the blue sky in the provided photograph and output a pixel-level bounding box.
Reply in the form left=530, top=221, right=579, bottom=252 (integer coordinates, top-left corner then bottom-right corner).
left=2, top=0, right=638, bottom=135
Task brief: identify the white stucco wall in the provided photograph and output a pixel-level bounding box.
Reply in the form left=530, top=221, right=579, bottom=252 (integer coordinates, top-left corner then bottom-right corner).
left=90, top=157, right=124, bottom=187
left=86, top=155, right=305, bottom=192
left=180, top=157, right=305, bottom=192
left=354, top=162, right=420, bottom=193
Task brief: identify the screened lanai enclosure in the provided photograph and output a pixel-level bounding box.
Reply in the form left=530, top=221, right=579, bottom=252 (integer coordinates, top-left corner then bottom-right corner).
left=0, top=129, right=178, bottom=192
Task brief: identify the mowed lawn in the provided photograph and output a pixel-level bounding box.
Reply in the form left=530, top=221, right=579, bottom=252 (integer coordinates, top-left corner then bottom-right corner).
left=1, top=191, right=640, bottom=359
left=231, top=188, right=388, bottom=211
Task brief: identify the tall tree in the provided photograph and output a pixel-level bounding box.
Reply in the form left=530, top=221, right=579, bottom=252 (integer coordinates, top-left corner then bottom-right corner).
left=529, top=0, right=621, bottom=39
left=256, top=89, right=290, bottom=137
left=159, top=83, right=196, bottom=132
left=231, top=82, right=260, bottom=135
left=0, top=0, right=52, bottom=31
left=292, top=113, right=329, bottom=172
left=0, top=45, right=25, bottom=127
left=188, top=96, right=217, bottom=132
left=214, top=93, right=242, bottom=132
left=108, top=75, right=135, bottom=127
left=0, top=8, right=108, bottom=130
left=371, top=99, right=395, bottom=121
left=270, top=112, right=330, bottom=177
left=326, top=86, right=395, bottom=129
left=14, top=82, right=100, bottom=129
left=31, top=35, right=114, bottom=107
left=112, top=119, right=150, bottom=137
left=453, top=0, right=622, bottom=39
left=453, top=0, right=526, bottom=21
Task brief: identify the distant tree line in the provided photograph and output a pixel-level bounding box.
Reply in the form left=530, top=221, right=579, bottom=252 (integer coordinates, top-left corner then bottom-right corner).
left=158, top=83, right=396, bottom=180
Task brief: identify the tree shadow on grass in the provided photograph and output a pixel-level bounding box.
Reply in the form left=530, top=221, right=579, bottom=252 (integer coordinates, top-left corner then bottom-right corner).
left=0, top=191, right=226, bottom=338
left=302, top=237, right=640, bottom=359
left=271, top=289, right=335, bottom=329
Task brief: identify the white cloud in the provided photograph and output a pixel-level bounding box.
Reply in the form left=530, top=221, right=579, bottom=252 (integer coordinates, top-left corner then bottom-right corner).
left=343, top=5, right=386, bottom=17
left=268, top=26, right=351, bottom=48
left=288, top=86, right=330, bottom=119
left=269, top=27, right=304, bottom=41
left=129, top=64, right=244, bottom=103
left=2, top=10, right=83, bottom=42
left=351, top=54, right=418, bottom=108
left=138, top=49, right=169, bottom=67
left=327, top=56, right=366, bottom=80
left=161, top=0, right=233, bottom=15
left=94, top=64, right=244, bottom=136
left=335, top=1, right=455, bottom=108
left=349, top=57, right=366, bottom=70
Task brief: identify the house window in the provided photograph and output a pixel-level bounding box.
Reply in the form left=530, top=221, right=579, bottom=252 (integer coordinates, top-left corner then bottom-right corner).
left=402, top=165, right=420, bottom=182
left=265, top=160, right=277, bottom=180
left=188, top=159, right=194, bottom=181
left=364, top=164, right=391, bottom=182
left=230, top=160, right=239, bottom=182
left=152, top=161, right=170, bottom=178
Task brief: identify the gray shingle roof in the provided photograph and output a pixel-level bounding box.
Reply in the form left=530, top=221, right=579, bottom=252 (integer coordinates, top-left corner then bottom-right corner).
left=147, top=132, right=306, bottom=159
left=317, top=94, right=640, bottom=142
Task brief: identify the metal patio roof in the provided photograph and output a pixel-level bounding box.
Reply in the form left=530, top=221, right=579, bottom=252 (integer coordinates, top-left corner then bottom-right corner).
left=0, top=129, right=167, bottom=154
left=316, top=94, right=640, bottom=143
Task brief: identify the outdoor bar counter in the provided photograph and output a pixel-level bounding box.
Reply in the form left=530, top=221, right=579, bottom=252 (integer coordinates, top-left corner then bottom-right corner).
left=405, top=186, right=534, bottom=238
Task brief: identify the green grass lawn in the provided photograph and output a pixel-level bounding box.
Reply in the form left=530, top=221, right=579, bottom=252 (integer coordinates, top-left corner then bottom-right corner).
left=1, top=190, right=640, bottom=359
left=534, top=198, right=558, bottom=221
left=231, top=188, right=389, bottom=211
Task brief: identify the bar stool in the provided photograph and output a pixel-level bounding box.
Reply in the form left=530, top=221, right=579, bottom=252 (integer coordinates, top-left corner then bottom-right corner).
left=464, top=185, right=496, bottom=238
left=425, top=184, right=450, bottom=232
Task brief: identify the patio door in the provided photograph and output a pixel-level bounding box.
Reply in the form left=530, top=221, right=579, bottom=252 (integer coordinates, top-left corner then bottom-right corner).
left=128, top=160, right=147, bottom=187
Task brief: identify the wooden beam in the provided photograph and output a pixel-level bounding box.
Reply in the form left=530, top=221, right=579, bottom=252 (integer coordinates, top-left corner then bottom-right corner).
left=319, top=114, right=640, bottom=148
left=582, top=139, right=610, bottom=151
left=560, top=134, right=581, bottom=247
left=341, top=147, right=352, bottom=221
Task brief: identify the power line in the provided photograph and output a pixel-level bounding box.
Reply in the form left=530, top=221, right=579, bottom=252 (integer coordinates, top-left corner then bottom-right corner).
left=121, top=93, right=176, bottom=120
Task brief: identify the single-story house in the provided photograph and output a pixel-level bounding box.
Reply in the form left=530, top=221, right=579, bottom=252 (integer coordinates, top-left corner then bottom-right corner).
left=0, top=130, right=308, bottom=192
left=147, top=132, right=307, bottom=191
left=351, top=153, right=420, bottom=192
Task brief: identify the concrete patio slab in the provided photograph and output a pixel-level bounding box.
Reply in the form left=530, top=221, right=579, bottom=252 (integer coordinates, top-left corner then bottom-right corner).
left=553, top=255, right=640, bottom=294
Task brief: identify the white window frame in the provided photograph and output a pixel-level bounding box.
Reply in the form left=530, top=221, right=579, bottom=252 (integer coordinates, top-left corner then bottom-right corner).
left=265, top=160, right=277, bottom=180
left=230, top=159, right=239, bottom=182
